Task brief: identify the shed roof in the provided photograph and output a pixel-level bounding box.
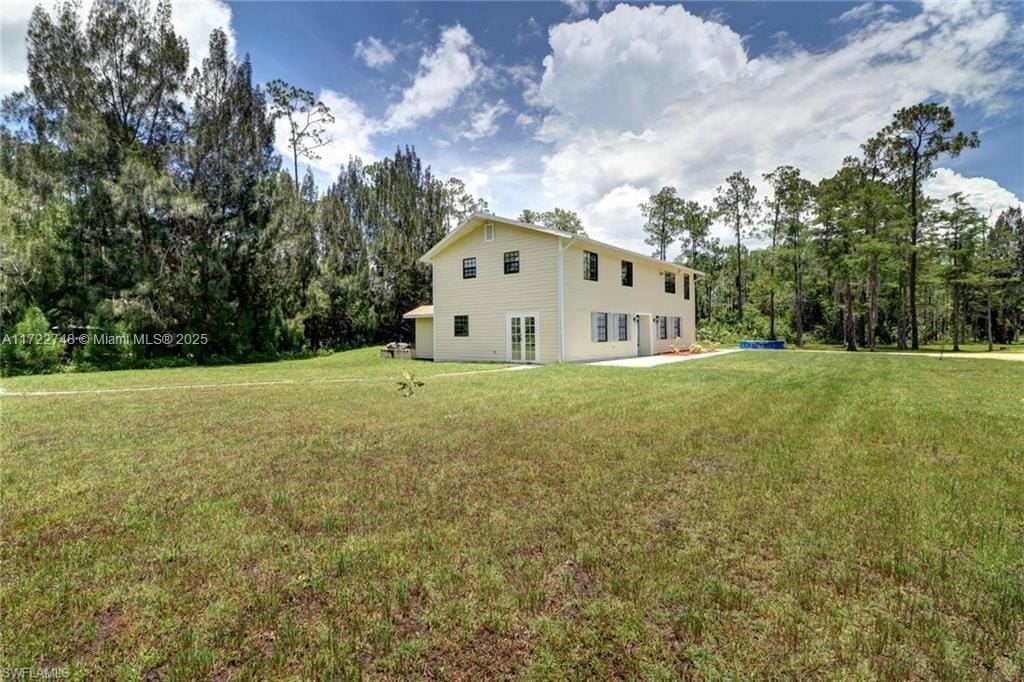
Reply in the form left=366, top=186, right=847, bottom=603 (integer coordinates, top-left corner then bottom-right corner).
left=402, top=305, right=434, bottom=319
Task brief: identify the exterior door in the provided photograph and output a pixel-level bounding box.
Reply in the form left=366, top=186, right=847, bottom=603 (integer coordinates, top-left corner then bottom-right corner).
left=635, top=313, right=653, bottom=356
left=508, top=313, right=538, bottom=363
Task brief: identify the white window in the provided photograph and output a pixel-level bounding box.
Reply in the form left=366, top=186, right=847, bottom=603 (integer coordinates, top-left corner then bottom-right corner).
left=484, top=223, right=494, bottom=241
left=616, top=313, right=629, bottom=341
left=672, top=316, right=681, bottom=338
left=664, top=272, right=676, bottom=294
left=591, top=312, right=608, bottom=342
left=583, top=251, right=598, bottom=281
left=659, top=316, right=668, bottom=340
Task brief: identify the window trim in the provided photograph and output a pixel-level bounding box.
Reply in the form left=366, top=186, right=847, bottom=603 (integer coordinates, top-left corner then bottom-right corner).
left=621, top=260, right=633, bottom=287
left=592, top=311, right=608, bottom=343
left=503, top=250, right=520, bottom=275
left=664, top=272, right=676, bottom=294
left=484, top=223, right=494, bottom=242
left=584, top=250, right=599, bottom=281
left=683, top=273, right=691, bottom=300
left=659, top=316, right=668, bottom=340
left=454, top=315, right=469, bottom=337
left=672, top=316, right=681, bottom=339
left=616, top=313, right=629, bottom=342
left=462, top=257, right=477, bottom=279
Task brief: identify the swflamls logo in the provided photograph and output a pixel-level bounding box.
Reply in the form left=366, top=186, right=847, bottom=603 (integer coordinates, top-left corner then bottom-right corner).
left=0, top=667, right=70, bottom=680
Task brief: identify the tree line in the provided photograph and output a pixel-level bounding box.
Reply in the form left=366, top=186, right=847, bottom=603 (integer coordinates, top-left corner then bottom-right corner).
left=0, top=0, right=490, bottom=374
left=639, top=104, right=1023, bottom=351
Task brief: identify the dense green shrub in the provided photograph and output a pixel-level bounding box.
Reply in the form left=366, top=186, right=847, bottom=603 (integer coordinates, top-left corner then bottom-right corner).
left=1, top=306, right=66, bottom=375
left=74, top=302, right=135, bottom=369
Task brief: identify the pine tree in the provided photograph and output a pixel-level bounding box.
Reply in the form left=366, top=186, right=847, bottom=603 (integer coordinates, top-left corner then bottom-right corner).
left=713, top=172, right=758, bottom=318
left=640, top=187, right=683, bottom=261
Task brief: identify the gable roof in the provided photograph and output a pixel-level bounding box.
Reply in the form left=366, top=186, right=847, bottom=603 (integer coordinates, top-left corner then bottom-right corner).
left=402, top=305, right=434, bottom=319
left=420, top=212, right=705, bottom=276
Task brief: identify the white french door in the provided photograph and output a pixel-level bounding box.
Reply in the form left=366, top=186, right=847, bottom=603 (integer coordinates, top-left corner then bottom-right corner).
left=507, top=313, right=538, bottom=363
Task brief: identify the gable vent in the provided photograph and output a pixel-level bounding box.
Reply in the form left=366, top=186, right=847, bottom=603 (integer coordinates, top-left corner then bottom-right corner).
left=484, top=223, right=494, bottom=242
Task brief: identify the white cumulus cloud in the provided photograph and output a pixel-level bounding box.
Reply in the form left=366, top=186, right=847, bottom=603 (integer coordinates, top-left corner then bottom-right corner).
left=562, top=0, right=589, bottom=19
left=383, top=24, right=482, bottom=132
left=924, top=168, right=1022, bottom=223
left=354, top=36, right=395, bottom=69
left=1, top=0, right=234, bottom=97
left=833, top=2, right=898, bottom=24
left=461, top=100, right=511, bottom=141
left=527, top=2, right=1019, bottom=253
left=537, top=3, right=748, bottom=132
left=171, top=0, right=235, bottom=72
left=443, top=156, right=518, bottom=206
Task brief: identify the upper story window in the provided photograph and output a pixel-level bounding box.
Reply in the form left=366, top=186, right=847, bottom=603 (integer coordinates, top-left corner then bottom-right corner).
left=617, top=313, right=629, bottom=341
left=664, top=272, right=676, bottom=294
left=672, top=316, right=681, bottom=338
left=621, top=260, right=633, bottom=287
left=591, top=312, right=608, bottom=342
left=584, top=251, right=599, bottom=281
left=462, top=257, right=477, bottom=279
left=504, top=250, right=520, bottom=274
left=659, top=316, right=668, bottom=340
left=454, top=315, right=469, bottom=337
left=683, top=274, right=691, bottom=300
left=484, top=223, right=494, bottom=241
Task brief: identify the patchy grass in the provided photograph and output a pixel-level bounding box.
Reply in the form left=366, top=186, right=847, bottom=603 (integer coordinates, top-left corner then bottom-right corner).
left=3, top=351, right=1023, bottom=679
left=0, top=347, right=504, bottom=392
left=800, top=341, right=1024, bottom=354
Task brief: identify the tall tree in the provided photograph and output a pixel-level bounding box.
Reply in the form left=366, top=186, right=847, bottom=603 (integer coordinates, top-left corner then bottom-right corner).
left=714, top=172, right=758, bottom=317
left=445, top=177, right=489, bottom=230
left=878, top=103, right=979, bottom=349
left=762, top=166, right=801, bottom=340
left=687, top=237, right=729, bottom=322
left=679, top=200, right=712, bottom=267
left=519, top=207, right=586, bottom=235
left=978, top=210, right=1016, bottom=350
left=816, top=163, right=864, bottom=351
left=988, top=207, right=1024, bottom=344
left=785, top=175, right=814, bottom=347
left=640, top=186, right=683, bottom=261
left=267, top=80, right=334, bottom=189
left=856, top=136, right=904, bottom=350
left=933, top=193, right=985, bottom=351
left=183, top=29, right=278, bottom=354
left=4, top=0, right=190, bottom=334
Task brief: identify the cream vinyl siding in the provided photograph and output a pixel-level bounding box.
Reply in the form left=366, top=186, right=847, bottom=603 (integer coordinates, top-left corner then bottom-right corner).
left=562, top=240, right=696, bottom=361
left=413, top=318, right=433, bottom=359
left=432, top=222, right=559, bottom=363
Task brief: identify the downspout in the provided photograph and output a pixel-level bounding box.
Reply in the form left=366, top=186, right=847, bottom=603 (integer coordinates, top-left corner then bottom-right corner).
left=556, top=236, right=577, bottom=362
left=431, top=260, right=437, bottom=360
left=691, top=271, right=700, bottom=346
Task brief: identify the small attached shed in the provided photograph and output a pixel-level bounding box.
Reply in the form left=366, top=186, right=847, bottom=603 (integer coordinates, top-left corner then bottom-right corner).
left=402, top=305, right=434, bottom=360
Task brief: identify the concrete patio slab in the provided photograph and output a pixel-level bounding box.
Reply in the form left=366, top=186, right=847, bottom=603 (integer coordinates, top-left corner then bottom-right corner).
left=587, top=348, right=743, bottom=367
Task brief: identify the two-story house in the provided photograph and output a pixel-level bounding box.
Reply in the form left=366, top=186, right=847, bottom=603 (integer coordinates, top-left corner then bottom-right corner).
left=403, top=213, right=702, bottom=363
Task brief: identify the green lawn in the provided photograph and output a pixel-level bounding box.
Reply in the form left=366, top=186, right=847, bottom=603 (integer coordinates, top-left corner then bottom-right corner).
left=3, top=350, right=1023, bottom=679
left=800, top=341, right=1024, bottom=354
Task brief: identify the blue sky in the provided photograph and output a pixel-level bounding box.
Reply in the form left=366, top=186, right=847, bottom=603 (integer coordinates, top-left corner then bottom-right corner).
left=3, top=0, right=1022, bottom=253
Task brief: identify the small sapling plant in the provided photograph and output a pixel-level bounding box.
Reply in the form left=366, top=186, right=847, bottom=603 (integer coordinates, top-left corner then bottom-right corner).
left=397, top=371, right=424, bottom=397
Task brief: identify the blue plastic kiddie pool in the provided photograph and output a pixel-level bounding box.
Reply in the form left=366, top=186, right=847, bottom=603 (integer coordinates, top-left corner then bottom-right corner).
left=739, top=339, right=786, bottom=350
